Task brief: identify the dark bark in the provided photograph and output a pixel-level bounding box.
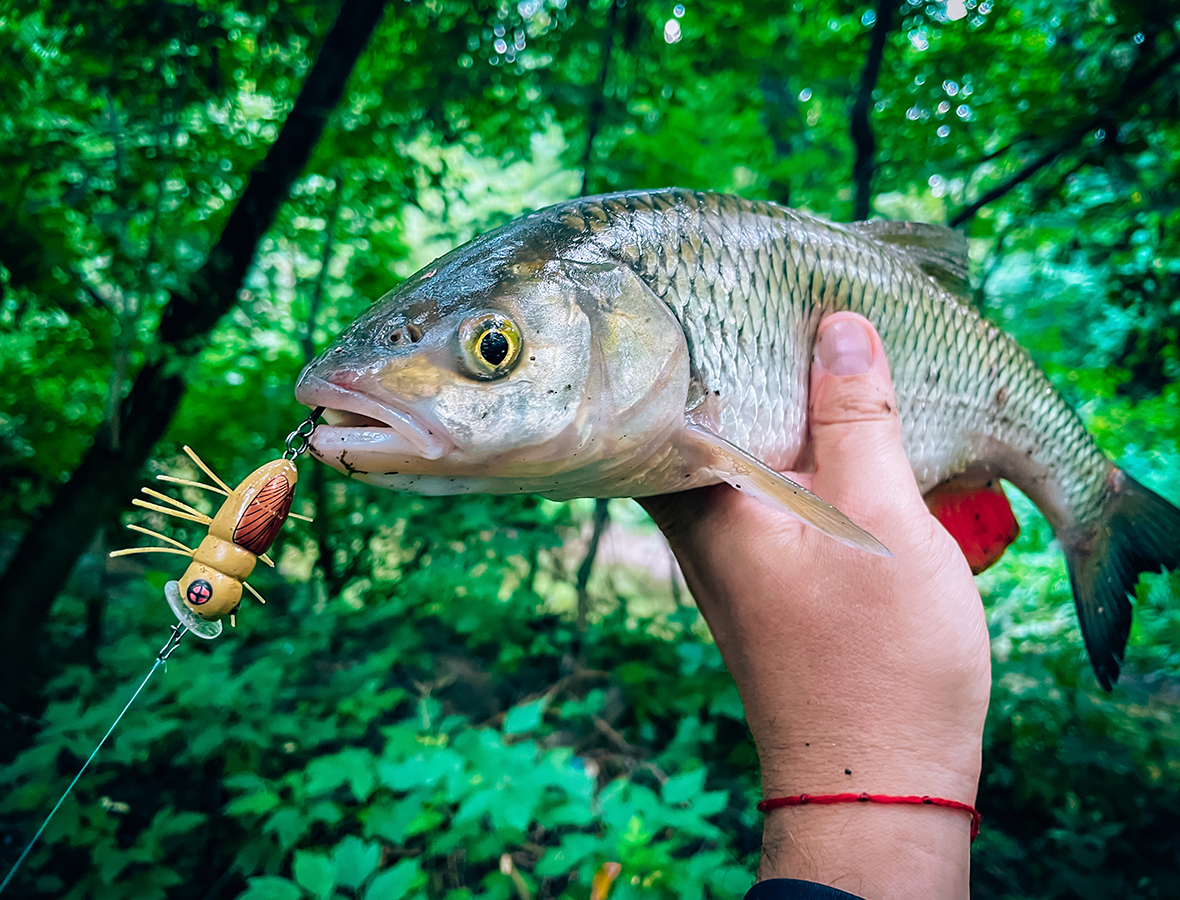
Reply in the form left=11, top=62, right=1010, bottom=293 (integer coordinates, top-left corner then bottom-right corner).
left=0, top=0, right=390, bottom=708
left=950, top=41, right=1180, bottom=228
left=849, top=0, right=898, bottom=221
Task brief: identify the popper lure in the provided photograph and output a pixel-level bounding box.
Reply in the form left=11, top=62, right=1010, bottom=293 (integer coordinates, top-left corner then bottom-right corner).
left=0, top=408, right=324, bottom=894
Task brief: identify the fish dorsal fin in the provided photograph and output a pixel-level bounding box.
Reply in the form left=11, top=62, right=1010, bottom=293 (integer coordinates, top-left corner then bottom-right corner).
left=683, top=423, right=892, bottom=557
left=850, top=220, right=971, bottom=300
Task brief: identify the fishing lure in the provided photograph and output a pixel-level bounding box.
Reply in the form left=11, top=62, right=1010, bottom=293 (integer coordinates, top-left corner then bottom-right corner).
left=110, top=448, right=308, bottom=636
left=0, top=408, right=324, bottom=894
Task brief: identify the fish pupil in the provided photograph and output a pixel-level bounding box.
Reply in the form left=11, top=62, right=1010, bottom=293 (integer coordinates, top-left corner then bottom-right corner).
left=480, top=330, right=510, bottom=366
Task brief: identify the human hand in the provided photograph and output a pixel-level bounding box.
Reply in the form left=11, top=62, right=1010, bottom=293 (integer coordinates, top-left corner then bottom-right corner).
left=640, top=312, right=991, bottom=900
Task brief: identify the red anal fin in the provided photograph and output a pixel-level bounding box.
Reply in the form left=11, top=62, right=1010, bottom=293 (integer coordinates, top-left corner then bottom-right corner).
left=925, top=479, right=1020, bottom=574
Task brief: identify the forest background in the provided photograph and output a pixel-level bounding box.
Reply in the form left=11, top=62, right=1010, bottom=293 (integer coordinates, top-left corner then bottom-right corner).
left=1, top=0, right=1179, bottom=897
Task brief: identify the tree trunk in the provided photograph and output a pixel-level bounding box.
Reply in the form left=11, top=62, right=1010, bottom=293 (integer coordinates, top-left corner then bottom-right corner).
left=0, top=0, right=390, bottom=709
left=849, top=0, right=898, bottom=221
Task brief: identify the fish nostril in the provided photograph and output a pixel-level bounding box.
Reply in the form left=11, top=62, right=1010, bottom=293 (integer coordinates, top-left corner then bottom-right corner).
left=389, top=329, right=403, bottom=345
left=407, top=323, right=423, bottom=342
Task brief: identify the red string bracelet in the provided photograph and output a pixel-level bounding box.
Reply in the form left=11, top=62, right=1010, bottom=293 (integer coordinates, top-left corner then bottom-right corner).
left=757, top=792, right=981, bottom=842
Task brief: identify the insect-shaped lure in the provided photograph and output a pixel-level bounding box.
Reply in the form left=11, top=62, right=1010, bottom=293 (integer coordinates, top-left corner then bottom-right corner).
left=0, top=418, right=324, bottom=896
left=110, top=446, right=311, bottom=637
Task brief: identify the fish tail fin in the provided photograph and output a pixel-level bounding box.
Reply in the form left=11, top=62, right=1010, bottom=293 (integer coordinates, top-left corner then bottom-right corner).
left=1064, top=470, right=1180, bottom=690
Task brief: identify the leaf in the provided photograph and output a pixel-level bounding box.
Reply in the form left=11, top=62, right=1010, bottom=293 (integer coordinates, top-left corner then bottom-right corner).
left=334, top=836, right=381, bottom=890
left=226, top=790, right=281, bottom=817
left=237, top=876, right=304, bottom=900
left=294, top=850, right=337, bottom=899
left=503, top=695, right=551, bottom=735
left=363, top=797, right=425, bottom=845
left=305, top=748, right=378, bottom=801
left=265, top=808, right=310, bottom=852
left=365, top=859, right=423, bottom=900
left=378, top=749, right=464, bottom=792
left=661, top=768, right=707, bottom=806
left=693, top=789, right=730, bottom=818
left=535, top=833, right=605, bottom=877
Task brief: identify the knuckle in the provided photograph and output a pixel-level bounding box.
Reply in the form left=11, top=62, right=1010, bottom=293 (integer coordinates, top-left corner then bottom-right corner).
left=811, top=379, right=899, bottom=427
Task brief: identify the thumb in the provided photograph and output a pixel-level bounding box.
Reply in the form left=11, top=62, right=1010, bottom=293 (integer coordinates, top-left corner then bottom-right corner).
left=808, top=312, right=923, bottom=518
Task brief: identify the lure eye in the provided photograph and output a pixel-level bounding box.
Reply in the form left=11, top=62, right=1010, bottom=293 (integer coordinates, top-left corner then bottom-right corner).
left=458, top=312, right=522, bottom=379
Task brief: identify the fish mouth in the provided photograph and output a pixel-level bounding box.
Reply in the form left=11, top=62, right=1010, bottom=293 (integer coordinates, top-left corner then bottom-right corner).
left=295, top=375, right=452, bottom=463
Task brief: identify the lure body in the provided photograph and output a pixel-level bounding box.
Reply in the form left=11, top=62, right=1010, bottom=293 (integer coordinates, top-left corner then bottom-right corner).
left=178, top=459, right=298, bottom=621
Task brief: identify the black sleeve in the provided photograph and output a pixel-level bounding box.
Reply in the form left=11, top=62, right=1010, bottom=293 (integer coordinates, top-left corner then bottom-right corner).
left=743, top=879, right=865, bottom=900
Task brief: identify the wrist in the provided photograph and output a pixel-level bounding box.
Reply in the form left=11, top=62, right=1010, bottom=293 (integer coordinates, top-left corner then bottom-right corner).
left=754, top=719, right=982, bottom=900
left=755, top=724, right=983, bottom=806
left=758, top=794, right=974, bottom=899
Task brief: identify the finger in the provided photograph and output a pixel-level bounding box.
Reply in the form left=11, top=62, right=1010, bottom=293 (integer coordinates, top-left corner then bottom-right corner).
left=808, top=312, right=925, bottom=519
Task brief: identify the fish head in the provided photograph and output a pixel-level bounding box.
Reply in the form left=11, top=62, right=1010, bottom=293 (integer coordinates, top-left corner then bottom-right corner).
left=295, top=238, right=690, bottom=496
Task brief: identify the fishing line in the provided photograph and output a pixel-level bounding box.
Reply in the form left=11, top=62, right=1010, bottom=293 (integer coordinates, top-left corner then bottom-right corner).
left=1, top=410, right=322, bottom=893
left=0, top=625, right=187, bottom=895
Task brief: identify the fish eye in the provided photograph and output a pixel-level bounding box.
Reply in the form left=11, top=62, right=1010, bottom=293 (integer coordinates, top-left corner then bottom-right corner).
left=458, top=312, right=522, bottom=379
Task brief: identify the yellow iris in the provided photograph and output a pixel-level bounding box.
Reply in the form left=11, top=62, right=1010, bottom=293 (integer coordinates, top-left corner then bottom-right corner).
left=458, top=312, right=522, bottom=378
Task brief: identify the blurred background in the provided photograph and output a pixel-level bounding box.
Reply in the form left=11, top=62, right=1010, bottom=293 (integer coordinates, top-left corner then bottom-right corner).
left=1, top=0, right=1179, bottom=897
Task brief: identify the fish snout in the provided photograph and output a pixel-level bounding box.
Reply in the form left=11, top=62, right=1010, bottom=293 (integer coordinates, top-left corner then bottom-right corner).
left=293, top=372, right=453, bottom=463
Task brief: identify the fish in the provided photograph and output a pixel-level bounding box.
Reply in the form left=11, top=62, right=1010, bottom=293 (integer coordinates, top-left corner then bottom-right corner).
left=295, top=188, right=1180, bottom=689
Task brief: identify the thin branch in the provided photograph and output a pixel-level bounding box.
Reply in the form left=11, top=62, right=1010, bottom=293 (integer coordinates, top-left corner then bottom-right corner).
left=850, top=0, right=900, bottom=220
left=575, top=498, right=611, bottom=633
left=580, top=0, right=620, bottom=196
left=974, top=131, right=1038, bottom=166
left=950, top=41, right=1180, bottom=228
left=304, top=172, right=343, bottom=590
left=302, top=170, right=344, bottom=364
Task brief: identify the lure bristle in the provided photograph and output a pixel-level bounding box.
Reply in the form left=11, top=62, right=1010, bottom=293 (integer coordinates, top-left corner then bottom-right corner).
left=131, top=498, right=212, bottom=525
left=109, top=547, right=193, bottom=559
left=125, top=524, right=194, bottom=553
left=140, top=487, right=206, bottom=519
left=182, top=445, right=232, bottom=492
left=156, top=474, right=229, bottom=497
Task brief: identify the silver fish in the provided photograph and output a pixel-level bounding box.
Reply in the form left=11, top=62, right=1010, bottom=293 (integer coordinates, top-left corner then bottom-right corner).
left=296, top=189, right=1180, bottom=688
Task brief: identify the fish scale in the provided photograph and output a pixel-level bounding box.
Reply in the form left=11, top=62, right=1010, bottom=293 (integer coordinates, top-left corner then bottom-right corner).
left=563, top=190, right=1098, bottom=510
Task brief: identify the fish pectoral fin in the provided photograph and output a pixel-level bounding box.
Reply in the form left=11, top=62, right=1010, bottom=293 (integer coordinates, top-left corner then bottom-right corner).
left=685, top=424, right=892, bottom=557
left=848, top=220, right=971, bottom=301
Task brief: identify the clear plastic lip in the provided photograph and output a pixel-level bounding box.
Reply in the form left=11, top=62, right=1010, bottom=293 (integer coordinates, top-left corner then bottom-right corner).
left=294, top=375, right=451, bottom=461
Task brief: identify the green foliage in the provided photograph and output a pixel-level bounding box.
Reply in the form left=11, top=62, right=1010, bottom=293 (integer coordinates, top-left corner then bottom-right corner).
left=2, top=0, right=1180, bottom=897
left=2, top=484, right=759, bottom=899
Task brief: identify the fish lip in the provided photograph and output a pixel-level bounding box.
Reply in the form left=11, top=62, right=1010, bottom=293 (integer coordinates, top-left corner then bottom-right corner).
left=295, top=374, right=452, bottom=461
